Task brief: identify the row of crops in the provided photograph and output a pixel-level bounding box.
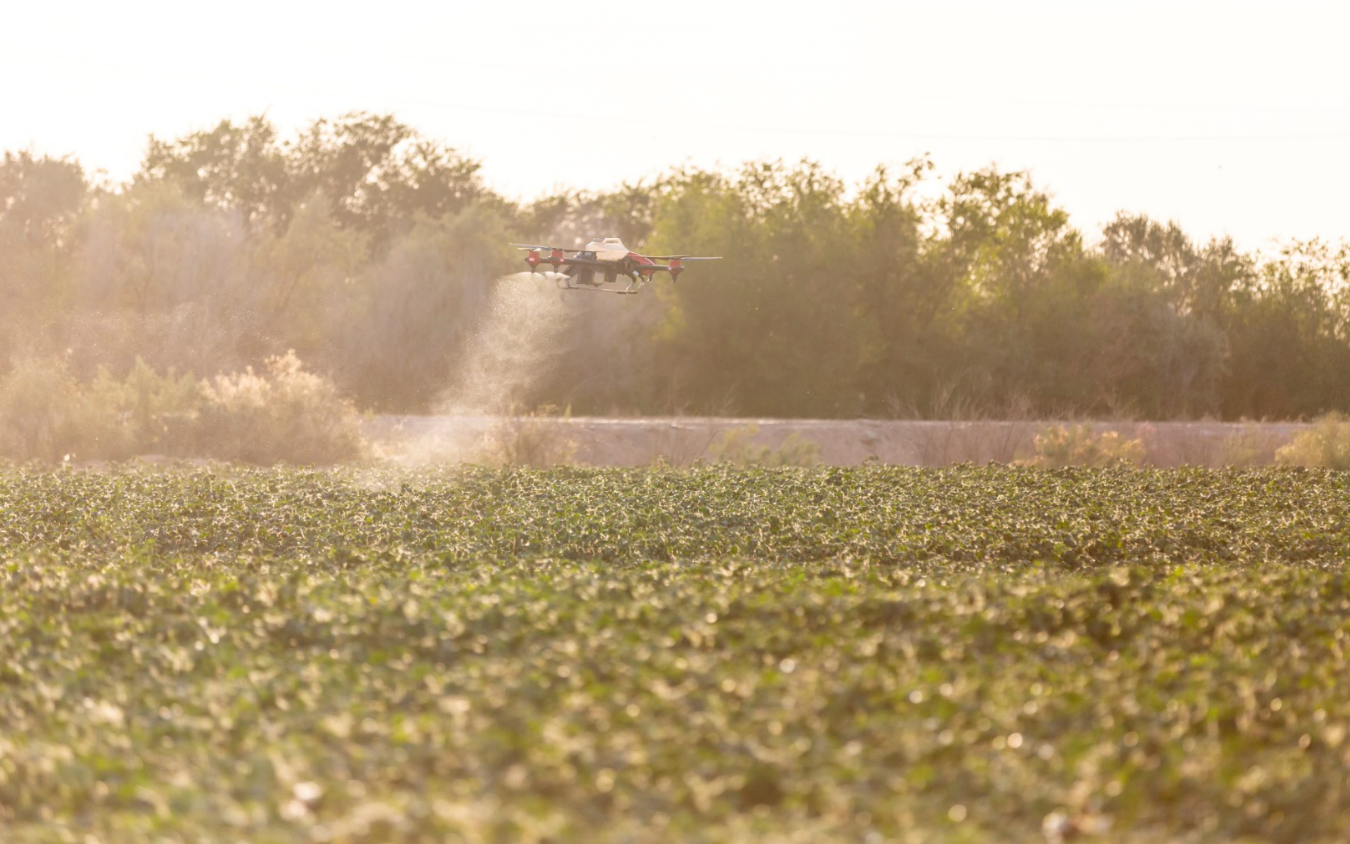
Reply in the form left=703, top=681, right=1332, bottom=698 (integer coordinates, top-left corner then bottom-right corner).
left=2, top=465, right=1349, bottom=842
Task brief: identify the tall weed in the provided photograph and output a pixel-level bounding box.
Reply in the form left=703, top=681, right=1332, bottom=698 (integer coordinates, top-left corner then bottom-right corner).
left=1275, top=413, right=1350, bottom=469
left=710, top=425, right=820, bottom=468
left=1027, top=423, right=1144, bottom=468
left=479, top=405, right=578, bottom=468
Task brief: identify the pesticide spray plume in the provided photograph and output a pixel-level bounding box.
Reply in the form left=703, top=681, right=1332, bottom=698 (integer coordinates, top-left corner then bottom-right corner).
left=377, top=273, right=576, bottom=465
left=438, top=272, right=574, bottom=416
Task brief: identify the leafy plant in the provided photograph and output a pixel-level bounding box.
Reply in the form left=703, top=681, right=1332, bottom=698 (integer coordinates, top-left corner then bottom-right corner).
left=88, top=357, right=201, bottom=455
left=0, top=352, right=360, bottom=466
left=709, top=424, right=819, bottom=467
left=1275, top=412, right=1350, bottom=469
left=196, top=350, right=365, bottom=465
left=0, top=354, right=124, bottom=461
left=1, top=466, right=1349, bottom=842
left=1027, top=423, right=1144, bottom=468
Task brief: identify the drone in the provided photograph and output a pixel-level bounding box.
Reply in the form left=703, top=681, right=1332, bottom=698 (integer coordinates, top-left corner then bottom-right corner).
left=512, top=237, right=721, bottom=295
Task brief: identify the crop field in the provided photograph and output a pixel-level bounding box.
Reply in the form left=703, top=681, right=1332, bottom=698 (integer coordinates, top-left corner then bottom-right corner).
left=2, top=465, right=1349, bottom=843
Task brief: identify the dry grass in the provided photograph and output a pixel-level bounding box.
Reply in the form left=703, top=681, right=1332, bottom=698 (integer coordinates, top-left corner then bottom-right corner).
left=1276, top=413, right=1350, bottom=469
left=1025, top=423, right=1145, bottom=468
left=894, top=421, right=1041, bottom=465
left=479, top=406, right=579, bottom=468
left=708, top=425, right=820, bottom=468
left=644, top=421, right=720, bottom=468
left=1215, top=425, right=1289, bottom=467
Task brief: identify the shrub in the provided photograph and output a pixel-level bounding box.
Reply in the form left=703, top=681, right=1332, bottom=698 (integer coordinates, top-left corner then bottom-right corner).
left=710, top=425, right=820, bottom=468
left=1, top=353, right=360, bottom=465
left=1275, top=413, right=1350, bottom=469
left=480, top=405, right=578, bottom=468
left=1, top=356, right=199, bottom=462
left=0, top=356, right=118, bottom=462
left=195, top=351, right=365, bottom=465
left=88, top=358, right=201, bottom=456
left=1027, top=423, right=1144, bottom=468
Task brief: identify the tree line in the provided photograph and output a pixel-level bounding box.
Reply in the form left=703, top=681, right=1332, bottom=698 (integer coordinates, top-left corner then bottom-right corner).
left=3, top=111, right=1348, bottom=419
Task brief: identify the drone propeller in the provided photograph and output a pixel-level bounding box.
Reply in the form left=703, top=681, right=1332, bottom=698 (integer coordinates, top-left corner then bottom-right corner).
left=510, top=243, right=587, bottom=252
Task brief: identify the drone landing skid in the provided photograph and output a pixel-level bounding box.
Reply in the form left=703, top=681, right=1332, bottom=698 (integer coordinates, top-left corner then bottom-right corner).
left=553, top=276, right=642, bottom=295
left=570, top=286, right=639, bottom=295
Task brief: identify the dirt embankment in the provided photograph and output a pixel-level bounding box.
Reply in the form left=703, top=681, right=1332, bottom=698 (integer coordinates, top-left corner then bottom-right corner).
left=367, top=417, right=1310, bottom=467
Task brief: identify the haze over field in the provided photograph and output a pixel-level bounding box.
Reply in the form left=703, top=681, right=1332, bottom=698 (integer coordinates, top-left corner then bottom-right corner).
left=3, top=0, right=1350, bottom=468
left=3, top=0, right=1349, bottom=249
left=439, top=274, right=574, bottom=416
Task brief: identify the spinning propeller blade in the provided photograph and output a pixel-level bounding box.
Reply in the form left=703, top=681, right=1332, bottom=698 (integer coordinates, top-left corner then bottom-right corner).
left=510, top=243, right=586, bottom=253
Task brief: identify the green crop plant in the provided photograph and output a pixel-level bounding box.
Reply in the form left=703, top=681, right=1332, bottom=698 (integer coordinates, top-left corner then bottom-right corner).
left=1, top=465, right=1348, bottom=843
